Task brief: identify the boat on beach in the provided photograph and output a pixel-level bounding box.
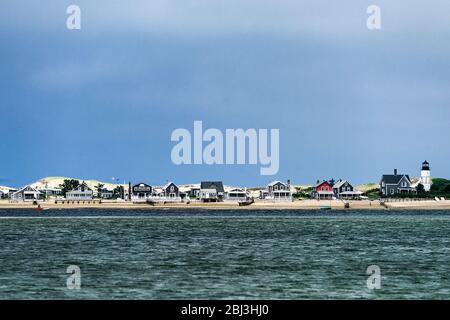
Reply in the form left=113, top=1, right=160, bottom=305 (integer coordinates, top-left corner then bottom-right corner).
left=238, top=198, right=254, bottom=206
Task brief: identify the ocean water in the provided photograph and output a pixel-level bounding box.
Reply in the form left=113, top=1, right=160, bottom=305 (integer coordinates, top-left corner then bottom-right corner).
left=1, top=208, right=450, bottom=299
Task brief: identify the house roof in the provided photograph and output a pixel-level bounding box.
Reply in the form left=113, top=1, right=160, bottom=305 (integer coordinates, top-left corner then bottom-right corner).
left=381, top=174, right=411, bottom=185
left=268, top=180, right=287, bottom=187
left=314, top=180, right=333, bottom=188
left=201, top=181, right=224, bottom=193
left=163, top=181, right=177, bottom=189
left=333, top=180, right=352, bottom=189
left=13, top=185, right=41, bottom=195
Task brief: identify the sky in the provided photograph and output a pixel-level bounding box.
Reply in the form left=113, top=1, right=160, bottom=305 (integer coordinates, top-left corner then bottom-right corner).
left=1, top=0, right=450, bottom=187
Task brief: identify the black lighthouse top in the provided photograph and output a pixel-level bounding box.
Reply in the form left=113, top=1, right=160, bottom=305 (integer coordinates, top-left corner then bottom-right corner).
left=422, top=160, right=430, bottom=171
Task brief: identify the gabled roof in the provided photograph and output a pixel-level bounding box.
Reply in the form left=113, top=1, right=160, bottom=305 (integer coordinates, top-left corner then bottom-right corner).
left=314, top=180, right=333, bottom=188
left=381, top=174, right=411, bottom=185
left=133, top=182, right=151, bottom=187
left=164, top=181, right=178, bottom=189
left=13, top=185, right=41, bottom=195
left=78, top=182, right=92, bottom=191
left=268, top=180, right=287, bottom=187
left=333, top=180, right=352, bottom=189
left=201, top=181, right=224, bottom=193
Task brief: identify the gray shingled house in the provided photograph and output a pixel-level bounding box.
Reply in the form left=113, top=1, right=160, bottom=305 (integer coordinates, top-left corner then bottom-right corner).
left=200, top=181, right=224, bottom=202
left=380, top=169, right=416, bottom=197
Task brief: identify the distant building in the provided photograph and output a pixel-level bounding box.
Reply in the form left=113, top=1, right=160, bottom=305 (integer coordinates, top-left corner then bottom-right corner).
left=99, top=187, right=114, bottom=199
left=189, top=187, right=201, bottom=199
left=260, top=180, right=292, bottom=201
left=226, top=188, right=248, bottom=201
left=380, top=169, right=415, bottom=196
left=66, top=182, right=93, bottom=200
left=35, top=186, right=62, bottom=197
left=200, top=181, right=224, bottom=202
left=11, top=186, right=43, bottom=202
left=332, top=179, right=362, bottom=200
left=312, top=180, right=334, bottom=200
left=131, top=183, right=153, bottom=200
left=420, top=160, right=432, bottom=192
left=0, top=189, right=12, bottom=199
left=163, top=182, right=180, bottom=199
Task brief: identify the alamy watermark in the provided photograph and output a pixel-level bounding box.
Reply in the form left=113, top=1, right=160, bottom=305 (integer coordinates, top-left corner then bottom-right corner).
left=66, top=265, right=81, bottom=290
left=366, top=265, right=381, bottom=290
left=171, top=121, right=279, bottom=175
left=367, top=5, right=381, bottom=30
left=66, top=5, right=81, bottom=30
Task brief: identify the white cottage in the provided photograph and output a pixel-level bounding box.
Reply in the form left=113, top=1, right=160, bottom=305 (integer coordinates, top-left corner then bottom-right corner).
left=226, top=188, right=248, bottom=201
left=66, top=182, right=94, bottom=200
left=11, top=186, right=43, bottom=202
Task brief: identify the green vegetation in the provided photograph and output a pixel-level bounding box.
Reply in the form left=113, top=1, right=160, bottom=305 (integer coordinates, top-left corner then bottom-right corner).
left=391, top=178, right=450, bottom=199
left=293, top=186, right=312, bottom=199
left=59, top=179, right=80, bottom=196
left=430, top=178, right=450, bottom=193
left=95, top=183, right=105, bottom=199
left=363, top=188, right=381, bottom=200
left=113, top=185, right=125, bottom=199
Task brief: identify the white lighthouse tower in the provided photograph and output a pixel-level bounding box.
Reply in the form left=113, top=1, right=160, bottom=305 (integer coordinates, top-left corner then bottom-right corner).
left=420, top=160, right=431, bottom=192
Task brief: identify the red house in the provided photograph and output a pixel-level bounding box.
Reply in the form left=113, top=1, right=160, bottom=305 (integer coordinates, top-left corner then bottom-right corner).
left=312, top=180, right=334, bottom=200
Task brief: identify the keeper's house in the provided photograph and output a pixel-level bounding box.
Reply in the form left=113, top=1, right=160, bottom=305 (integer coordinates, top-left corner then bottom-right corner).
left=66, top=182, right=93, bottom=200
left=131, top=183, right=153, bottom=200
left=11, top=186, right=43, bottom=202
left=200, top=181, right=224, bottom=202
left=380, top=169, right=416, bottom=197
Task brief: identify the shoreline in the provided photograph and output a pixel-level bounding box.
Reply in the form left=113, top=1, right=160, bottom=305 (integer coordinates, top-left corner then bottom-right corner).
left=1, top=199, right=450, bottom=210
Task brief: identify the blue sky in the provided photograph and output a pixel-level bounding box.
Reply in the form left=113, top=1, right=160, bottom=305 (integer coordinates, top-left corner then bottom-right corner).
left=1, top=1, right=450, bottom=187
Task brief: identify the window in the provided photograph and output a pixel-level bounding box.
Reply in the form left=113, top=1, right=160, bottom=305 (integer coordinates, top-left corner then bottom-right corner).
left=390, top=189, right=395, bottom=195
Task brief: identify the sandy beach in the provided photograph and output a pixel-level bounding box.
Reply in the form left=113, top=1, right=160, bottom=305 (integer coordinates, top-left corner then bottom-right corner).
left=1, top=199, right=450, bottom=210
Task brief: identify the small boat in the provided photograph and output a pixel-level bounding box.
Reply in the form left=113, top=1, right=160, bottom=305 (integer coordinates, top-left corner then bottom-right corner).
left=320, top=206, right=332, bottom=211
left=238, top=198, right=254, bottom=206
left=36, top=205, right=49, bottom=213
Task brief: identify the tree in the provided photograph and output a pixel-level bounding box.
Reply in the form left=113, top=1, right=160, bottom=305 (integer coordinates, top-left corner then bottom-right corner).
left=416, top=183, right=425, bottom=194
left=113, top=185, right=124, bottom=199
left=95, top=183, right=105, bottom=199
left=59, top=179, right=80, bottom=196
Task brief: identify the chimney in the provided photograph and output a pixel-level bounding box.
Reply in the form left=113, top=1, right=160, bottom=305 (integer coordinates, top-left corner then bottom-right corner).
left=128, top=182, right=132, bottom=201
left=394, top=169, right=398, bottom=176
left=287, top=179, right=291, bottom=190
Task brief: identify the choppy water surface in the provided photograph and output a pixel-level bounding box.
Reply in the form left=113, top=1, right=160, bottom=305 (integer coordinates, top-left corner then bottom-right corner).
left=1, top=208, right=450, bottom=299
